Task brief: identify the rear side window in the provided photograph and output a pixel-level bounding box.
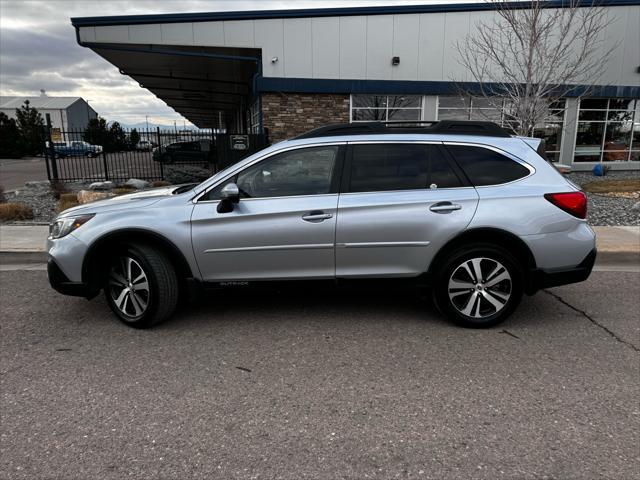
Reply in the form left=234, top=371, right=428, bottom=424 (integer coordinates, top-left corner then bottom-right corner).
left=446, top=145, right=530, bottom=186
left=348, top=144, right=462, bottom=192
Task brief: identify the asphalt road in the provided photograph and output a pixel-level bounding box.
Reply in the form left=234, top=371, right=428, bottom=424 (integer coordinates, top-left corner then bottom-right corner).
left=1, top=268, right=638, bottom=480
left=0, top=157, right=48, bottom=191
left=0, top=153, right=166, bottom=189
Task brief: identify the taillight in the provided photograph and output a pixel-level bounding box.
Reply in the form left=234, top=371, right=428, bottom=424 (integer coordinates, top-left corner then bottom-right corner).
left=544, top=191, right=587, bottom=219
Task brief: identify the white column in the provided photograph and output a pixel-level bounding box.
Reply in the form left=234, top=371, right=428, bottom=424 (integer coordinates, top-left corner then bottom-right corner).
left=423, top=96, right=439, bottom=121
left=559, top=98, right=579, bottom=166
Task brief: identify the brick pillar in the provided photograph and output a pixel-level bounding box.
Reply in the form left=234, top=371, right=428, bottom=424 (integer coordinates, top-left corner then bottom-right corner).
left=261, top=93, right=350, bottom=143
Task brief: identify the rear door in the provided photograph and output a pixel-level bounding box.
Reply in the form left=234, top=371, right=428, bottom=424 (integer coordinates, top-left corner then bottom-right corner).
left=336, top=142, right=479, bottom=277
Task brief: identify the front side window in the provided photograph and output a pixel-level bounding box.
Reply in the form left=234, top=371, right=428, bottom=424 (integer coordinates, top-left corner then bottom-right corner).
left=348, top=144, right=462, bottom=193
left=446, top=145, right=530, bottom=186
left=206, top=146, right=339, bottom=200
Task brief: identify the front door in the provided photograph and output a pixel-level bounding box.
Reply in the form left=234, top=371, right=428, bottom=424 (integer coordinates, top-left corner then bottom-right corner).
left=191, top=144, right=343, bottom=281
left=336, top=142, right=479, bottom=277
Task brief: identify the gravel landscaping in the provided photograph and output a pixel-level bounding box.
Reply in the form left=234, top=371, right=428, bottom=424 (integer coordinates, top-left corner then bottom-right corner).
left=1, top=169, right=638, bottom=226
left=566, top=170, right=640, bottom=226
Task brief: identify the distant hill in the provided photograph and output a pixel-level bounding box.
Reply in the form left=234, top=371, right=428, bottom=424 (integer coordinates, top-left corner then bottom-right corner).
left=111, top=121, right=194, bottom=131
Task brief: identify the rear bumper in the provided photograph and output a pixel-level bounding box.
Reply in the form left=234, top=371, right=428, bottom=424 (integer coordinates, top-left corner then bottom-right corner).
left=47, top=259, right=97, bottom=298
left=527, top=248, right=597, bottom=293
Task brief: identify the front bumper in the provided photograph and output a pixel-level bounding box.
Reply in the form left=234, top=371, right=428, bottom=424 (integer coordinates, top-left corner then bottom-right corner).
left=528, top=248, right=597, bottom=293
left=47, top=259, right=97, bottom=298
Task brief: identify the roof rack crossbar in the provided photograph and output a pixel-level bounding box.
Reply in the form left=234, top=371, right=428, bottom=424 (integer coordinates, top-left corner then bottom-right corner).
left=294, top=120, right=511, bottom=139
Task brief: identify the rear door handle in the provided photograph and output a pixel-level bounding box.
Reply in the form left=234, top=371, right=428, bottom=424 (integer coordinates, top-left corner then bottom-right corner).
left=302, top=211, right=333, bottom=222
left=429, top=202, right=462, bottom=213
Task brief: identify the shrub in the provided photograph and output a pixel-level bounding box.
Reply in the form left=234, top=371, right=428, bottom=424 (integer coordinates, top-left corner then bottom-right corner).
left=582, top=179, right=640, bottom=193
left=112, top=187, right=136, bottom=195
left=151, top=180, right=171, bottom=188
left=0, top=202, right=34, bottom=221
left=50, top=181, right=70, bottom=200
left=0, top=185, right=5, bottom=203
left=59, top=193, right=78, bottom=203
left=58, top=199, right=79, bottom=213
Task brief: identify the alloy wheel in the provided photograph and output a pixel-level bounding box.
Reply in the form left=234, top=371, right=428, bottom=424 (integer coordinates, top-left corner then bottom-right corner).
left=108, top=256, right=150, bottom=319
left=447, top=257, right=512, bottom=319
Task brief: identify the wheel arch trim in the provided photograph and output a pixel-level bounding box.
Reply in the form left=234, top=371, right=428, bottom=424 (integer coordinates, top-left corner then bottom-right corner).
left=81, top=228, right=195, bottom=291
left=428, top=227, right=537, bottom=277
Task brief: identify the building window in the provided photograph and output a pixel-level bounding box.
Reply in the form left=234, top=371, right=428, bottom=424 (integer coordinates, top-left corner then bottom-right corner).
left=351, top=95, right=423, bottom=122
left=437, top=96, right=566, bottom=162
left=249, top=98, right=261, bottom=134
left=574, top=98, right=639, bottom=163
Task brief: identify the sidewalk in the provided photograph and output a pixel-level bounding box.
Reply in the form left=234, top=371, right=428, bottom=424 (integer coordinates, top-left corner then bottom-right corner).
left=1, top=224, right=638, bottom=264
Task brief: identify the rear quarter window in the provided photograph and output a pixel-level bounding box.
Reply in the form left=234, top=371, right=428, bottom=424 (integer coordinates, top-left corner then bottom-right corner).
left=446, top=145, right=531, bottom=186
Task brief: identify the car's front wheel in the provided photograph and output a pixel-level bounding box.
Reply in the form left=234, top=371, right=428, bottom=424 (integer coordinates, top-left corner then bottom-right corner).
left=104, top=244, right=178, bottom=328
left=432, top=244, right=523, bottom=328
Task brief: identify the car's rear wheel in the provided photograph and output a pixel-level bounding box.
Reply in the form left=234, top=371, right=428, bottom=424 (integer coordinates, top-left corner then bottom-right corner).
left=103, top=244, right=178, bottom=328
left=432, top=244, right=523, bottom=328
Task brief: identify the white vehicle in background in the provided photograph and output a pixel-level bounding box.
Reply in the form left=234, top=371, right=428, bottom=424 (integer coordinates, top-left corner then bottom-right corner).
left=136, top=140, right=153, bottom=151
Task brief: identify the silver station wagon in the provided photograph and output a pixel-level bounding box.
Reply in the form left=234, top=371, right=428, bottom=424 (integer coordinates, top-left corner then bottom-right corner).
left=47, top=121, right=596, bottom=328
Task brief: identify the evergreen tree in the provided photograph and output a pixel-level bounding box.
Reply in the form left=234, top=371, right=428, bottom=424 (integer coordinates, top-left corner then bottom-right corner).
left=108, top=122, right=127, bottom=152
left=0, top=112, right=25, bottom=158
left=83, top=117, right=109, bottom=147
left=14, top=100, right=44, bottom=155
left=129, top=128, right=140, bottom=150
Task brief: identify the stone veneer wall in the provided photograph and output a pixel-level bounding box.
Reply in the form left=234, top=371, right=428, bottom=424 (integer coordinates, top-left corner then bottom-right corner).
left=261, top=93, right=350, bottom=143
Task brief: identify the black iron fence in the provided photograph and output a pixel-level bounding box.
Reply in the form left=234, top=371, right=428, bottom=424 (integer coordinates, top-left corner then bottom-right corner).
left=43, top=126, right=269, bottom=184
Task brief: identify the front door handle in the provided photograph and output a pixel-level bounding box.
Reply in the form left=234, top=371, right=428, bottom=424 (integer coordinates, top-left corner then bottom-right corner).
left=302, top=211, right=333, bottom=222
left=429, top=202, right=462, bottom=213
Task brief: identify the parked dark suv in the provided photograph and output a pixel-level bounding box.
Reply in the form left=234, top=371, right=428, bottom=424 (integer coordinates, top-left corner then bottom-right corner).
left=152, top=140, right=214, bottom=164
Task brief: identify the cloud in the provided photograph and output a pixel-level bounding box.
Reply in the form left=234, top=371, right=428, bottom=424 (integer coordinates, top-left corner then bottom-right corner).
left=0, top=0, right=443, bottom=126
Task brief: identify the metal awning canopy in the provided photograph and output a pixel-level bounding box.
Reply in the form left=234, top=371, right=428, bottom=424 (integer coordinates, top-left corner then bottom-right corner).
left=84, top=43, right=261, bottom=130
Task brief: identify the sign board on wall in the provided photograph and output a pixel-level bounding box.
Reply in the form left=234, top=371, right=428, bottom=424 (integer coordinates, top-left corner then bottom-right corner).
left=230, top=135, right=249, bottom=150
left=51, top=128, right=62, bottom=142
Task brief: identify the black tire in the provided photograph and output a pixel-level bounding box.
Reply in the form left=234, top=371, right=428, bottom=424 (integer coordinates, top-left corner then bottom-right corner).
left=103, top=243, right=179, bottom=328
left=432, top=243, right=523, bottom=328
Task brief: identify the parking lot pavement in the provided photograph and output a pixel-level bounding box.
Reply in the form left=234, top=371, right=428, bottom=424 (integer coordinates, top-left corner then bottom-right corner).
left=1, top=270, right=638, bottom=480
left=0, top=157, right=48, bottom=191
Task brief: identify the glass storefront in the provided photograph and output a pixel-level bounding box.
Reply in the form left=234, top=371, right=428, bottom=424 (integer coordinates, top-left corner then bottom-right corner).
left=349, top=94, right=640, bottom=165
left=437, top=96, right=565, bottom=162
left=574, top=99, right=639, bottom=163
left=351, top=95, right=423, bottom=122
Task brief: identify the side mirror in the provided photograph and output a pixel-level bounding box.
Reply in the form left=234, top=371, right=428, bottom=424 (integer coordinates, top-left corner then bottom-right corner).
left=217, top=182, right=240, bottom=213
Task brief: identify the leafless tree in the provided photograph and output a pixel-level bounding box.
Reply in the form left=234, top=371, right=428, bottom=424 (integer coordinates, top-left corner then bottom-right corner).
left=455, top=0, right=618, bottom=136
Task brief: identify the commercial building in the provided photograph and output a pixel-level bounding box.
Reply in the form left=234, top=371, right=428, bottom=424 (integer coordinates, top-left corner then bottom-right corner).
left=0, top=95, right=98, bottom=132
left=71, top=1, right=639, bottom=170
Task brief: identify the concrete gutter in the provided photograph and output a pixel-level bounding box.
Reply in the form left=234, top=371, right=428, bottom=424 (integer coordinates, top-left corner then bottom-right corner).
left=0, top=224, right=638, bottom=265
left=592, top=226, right=640, bottom=264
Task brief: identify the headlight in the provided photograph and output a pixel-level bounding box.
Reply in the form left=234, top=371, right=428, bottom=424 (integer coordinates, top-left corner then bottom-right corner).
left=49, top=214, right=95, bottom=239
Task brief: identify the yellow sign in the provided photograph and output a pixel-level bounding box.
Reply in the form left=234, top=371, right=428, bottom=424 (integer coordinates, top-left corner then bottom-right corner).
left=51, top=128, right=62, bottom=142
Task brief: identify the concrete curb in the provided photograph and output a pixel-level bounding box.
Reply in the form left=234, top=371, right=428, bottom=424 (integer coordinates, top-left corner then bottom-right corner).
left=0, top=251, right=47, bottom=264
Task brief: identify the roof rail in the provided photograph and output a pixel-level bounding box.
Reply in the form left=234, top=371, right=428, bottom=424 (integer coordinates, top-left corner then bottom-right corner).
left=293, top=120, right=512, bottom=139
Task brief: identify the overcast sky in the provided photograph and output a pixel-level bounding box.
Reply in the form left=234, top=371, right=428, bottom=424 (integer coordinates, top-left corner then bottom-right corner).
left=0, top=0, right=462, bottom=127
